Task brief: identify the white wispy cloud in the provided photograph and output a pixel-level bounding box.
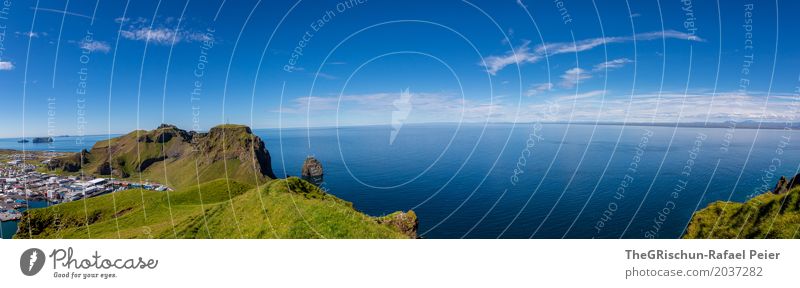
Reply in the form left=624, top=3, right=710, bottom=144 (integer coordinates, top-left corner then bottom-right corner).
left=79, top=39, right=111, bottom=53
left=559, top=67, right=592, bottom=88
left=274, top=90, right=799, bottom=126
left=553, top=90, right=607, bottom=102
left=16, top=31, right=40, bottom=38
left=557, top=58, right=633, bottom=89
left=526, top=83, right=554, bottom=97
left=522, top=91, right=800, bottom=123
left=592, top=58, right=633, bottom=71
left=482, top=30, right=702, bottom=75
left=279, top=92, right=504, bottom=122
left=121, top=27, right=177, bottom=44
left=0, top=61, right=14, bottom=71
left=482, top=40, right=540, bottom=75
left=119, top=18, right=210, bottom=45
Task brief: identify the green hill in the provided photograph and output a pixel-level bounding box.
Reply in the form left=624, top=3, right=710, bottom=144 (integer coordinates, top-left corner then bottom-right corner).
left=15, top=177, right=417, bottom=239
left=684, top=185, right=800, bottom=239
left=47, top=124, right=276, bottom=189
left=22, top=124, right=418, bottom=239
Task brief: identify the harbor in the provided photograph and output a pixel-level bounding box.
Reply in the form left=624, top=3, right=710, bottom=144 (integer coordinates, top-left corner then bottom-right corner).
left=0, top=151, right=171, bottom=238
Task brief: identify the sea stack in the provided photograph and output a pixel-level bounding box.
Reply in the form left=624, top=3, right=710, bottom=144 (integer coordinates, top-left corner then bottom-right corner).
left=301, top=156, right=324, bottom=185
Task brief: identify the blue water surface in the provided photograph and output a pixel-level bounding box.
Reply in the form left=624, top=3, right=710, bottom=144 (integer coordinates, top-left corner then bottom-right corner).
left=2, top=124, right=797, bottom=239
left=258, top=123, right=800, bottom=239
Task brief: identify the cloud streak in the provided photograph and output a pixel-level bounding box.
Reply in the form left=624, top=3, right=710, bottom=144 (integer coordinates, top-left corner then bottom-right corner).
left=559, top=67, right=592, bottom=88
left=482, top=30, right=701, bottom=75
left=0, top=61, right=14, bottom=71
left=279, top=92, right=503, bottom=123
left=523, top=91, right=799, bottom=123
left=592, top=58, right=633, bottom=72
left=79, top=39, right=111, bottom=53
left=120, top=18, right=210, bottom=45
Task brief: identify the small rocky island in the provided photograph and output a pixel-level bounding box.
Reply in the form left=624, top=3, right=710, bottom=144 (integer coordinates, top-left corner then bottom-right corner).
left=31, top=137, right=54, bottom=143
left=301, top=156, right=324, bottom=185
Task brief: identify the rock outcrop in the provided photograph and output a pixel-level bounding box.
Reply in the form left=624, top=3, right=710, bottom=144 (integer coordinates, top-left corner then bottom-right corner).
left=301, top=156, right=324, bottom=185
left=772, top=173, right=800, bottom=194
left=46, top=149, right=90, bottom=172
left=378, top=211, right=419, bottom=238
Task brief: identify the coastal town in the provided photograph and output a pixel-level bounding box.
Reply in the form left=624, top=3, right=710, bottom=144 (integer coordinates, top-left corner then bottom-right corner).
left=0, top=151, right=171, bottom=222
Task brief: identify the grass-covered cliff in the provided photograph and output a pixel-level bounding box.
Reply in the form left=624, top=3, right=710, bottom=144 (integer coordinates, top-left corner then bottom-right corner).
left=20, top=124, right=418, bottom=239
left=47, top=124, right=275, bottom=189
left=684, top=180, right=800, bottom=239
left=16, top=178, right=416, bottom=238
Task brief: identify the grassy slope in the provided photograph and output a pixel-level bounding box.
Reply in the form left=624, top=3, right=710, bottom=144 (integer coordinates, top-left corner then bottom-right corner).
left=50, top=125, right=270, bottom=189
left=683, top=187, right=800, bottom=239
left=15, top=178, right=410, bottom=239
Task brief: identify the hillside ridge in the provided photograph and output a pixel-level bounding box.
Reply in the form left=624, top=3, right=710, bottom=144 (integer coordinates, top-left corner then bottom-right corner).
left=47, top=123, right=276, bottom=189
left=684, top=173, right=800, bottom=239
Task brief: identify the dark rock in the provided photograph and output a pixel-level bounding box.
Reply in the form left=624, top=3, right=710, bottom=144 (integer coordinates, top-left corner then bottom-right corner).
left=301, top=157, right=323, bottom=177
left=138, top=156, right=167, bottom=172
left=95, top=162, right=112, bottom=175
left=32, top=137, right=53, bottom=143
left=47, top=149, right=91, bottom=172
left=94, top=161, right=128, bottom=178
left=301, top=156, right=323, bottom=185
left=772, top=173, right=800, bottom=194
left=156, top=131, right=173, bottom=143
left=158, top=123, right=178, bottom=129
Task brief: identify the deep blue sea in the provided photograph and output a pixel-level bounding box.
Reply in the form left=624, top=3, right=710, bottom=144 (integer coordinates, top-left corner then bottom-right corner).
left=258, top=124, right=800, bottom=239
left=2, top=124, right=798, bottom=239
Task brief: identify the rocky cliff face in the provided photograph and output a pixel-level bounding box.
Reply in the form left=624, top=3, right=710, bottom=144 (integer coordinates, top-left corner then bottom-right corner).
left=194, top=125, right=276, bottom=179
left=772, top=173, right=800, bottom=194
left=47, top=149, right=90, bottom=172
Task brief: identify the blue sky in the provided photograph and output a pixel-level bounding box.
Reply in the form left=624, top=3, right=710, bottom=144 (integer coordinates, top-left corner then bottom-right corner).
left=0, top=0, right=798, bottom=137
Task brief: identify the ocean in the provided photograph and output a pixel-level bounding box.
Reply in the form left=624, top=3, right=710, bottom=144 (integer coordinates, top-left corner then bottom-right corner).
left=259, top=123, right=800, bottom=239
left=0, top=135, right=120, bottom=152
left=2, top=124, right=798, bottom=239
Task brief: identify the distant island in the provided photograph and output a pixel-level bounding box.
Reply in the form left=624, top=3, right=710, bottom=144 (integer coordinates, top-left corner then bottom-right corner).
left=31, top=137, right=53, bottom=143
left=16, top=137, right=54, bottom=143
left=15, top=124, right=418, bottom=239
